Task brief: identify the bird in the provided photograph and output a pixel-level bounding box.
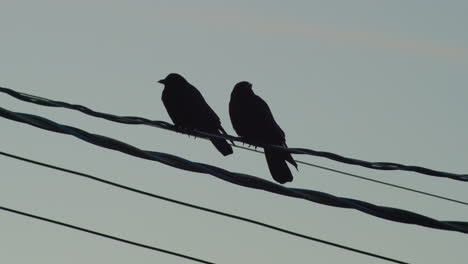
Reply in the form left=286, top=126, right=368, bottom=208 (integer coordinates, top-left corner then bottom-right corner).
left=158, top=73, right=233, bottom=156
left=229, top=81, right=297, bottom=183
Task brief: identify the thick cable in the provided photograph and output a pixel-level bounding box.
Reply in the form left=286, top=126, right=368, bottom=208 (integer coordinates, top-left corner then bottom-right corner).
left=1, top=107, right=467, bottom=234
left=1, top=86, right=466, bottom=182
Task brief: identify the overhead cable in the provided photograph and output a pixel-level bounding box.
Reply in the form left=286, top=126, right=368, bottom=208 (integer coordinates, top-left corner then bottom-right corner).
left=1, top=106, right=467, bottom=234
left=1, top=86, right=467, bottom=182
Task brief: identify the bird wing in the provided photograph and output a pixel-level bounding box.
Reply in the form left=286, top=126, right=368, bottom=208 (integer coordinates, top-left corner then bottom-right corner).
left=162, top=88, right=192, bottom=126
left=185, top=84, right=222, bottom=128
left=251, top=95, right=286, bottom=144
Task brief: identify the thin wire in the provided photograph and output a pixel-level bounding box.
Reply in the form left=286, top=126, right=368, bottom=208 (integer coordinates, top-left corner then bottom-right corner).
left=1, top=151, right=409, bottom=264
left=0, top=205, right=214, bottom=264
left=234, top=145, right=468, bottom=206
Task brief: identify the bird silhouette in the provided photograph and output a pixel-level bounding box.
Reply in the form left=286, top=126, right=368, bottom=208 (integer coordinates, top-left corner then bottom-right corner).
left=158, top=73, right=233, bottom=156
left=229, top=81, right=297, bottom=183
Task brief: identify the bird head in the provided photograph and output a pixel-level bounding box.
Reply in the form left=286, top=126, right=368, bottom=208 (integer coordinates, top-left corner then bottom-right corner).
left=232, top=81, right=254, bottom=95
left=158, top=73, right=186, bottom=86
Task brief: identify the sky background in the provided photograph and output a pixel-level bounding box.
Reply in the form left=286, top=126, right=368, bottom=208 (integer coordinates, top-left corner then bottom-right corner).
left=1, top=1, right=467, bottom=263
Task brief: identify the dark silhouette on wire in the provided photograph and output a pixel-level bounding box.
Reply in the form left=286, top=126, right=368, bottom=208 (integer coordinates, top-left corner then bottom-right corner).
left=230, top=81, right=297, bottom=183
left=0, top=205, right=214, bottom=264
left=1, top=86, right=466, bottom=182
left=2, top=107, right=468, bottom=235
left=1, top=151, right=409, bottom=264
left=158, top=73, right=233, bottom=156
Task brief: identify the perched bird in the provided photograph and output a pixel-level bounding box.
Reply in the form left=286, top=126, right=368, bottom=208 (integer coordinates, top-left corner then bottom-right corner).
left=229, top=81, right=297, bottom=183
left=158, top=73, right=233, bottom=156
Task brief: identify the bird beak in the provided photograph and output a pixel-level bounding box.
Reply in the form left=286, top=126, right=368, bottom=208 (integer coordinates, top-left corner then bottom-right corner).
left=158, top=79, right=165, bottom=84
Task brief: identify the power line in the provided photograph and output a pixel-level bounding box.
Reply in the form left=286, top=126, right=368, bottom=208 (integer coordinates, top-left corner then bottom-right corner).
left=1, top=108, right=467, bottom=235
left=234, top=145, right=468, bottom=206
left=0, top=205, right=214, bottom=264
left=1, top=150, right=409, bottom=264
left=2, top=87, right=467, bottom=208
left=1, top=86, right=467, bottom=182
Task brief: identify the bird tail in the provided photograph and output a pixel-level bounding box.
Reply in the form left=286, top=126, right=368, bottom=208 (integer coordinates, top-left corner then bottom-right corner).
left=283, top=143, right=298, bottom=170
left=210, top=138, right=233, bottom=156
left=264, top=148, right=294, bottom=184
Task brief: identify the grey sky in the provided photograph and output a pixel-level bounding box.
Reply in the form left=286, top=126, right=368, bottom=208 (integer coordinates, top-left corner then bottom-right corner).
left=1, top=1, right=467, bottom=263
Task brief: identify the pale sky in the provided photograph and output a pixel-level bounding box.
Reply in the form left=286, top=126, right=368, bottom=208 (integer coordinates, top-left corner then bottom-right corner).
left=1, top=1, right=467, bottom=263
